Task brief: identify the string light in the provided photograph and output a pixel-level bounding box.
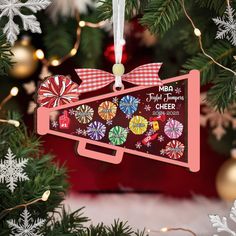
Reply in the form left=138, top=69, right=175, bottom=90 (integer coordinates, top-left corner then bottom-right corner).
left=70, top=48, right=78, bottom=56
left=35, top=49, right=45, bottom=60
left=51, top=59, right=60, bottom=67
left=41, top=190, right=50, bottom=201
left=181, top=0, right=236, bottom=76
left=35, top=15, right=106, bottom=77
left=147, top=227, right=197, bottom=236
left=0, top=119, right=20, bottom=127
left=79, top=20, right=86, bottom=27
left=0, top=87, right=19, bottom=110
left=10, top=87, right=19, bottom=96
left=0, top=190, right=51, bottom=220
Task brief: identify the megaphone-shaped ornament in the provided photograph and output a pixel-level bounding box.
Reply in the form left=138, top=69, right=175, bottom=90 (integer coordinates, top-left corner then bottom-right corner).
left=35, top=0, right=200, bottom=172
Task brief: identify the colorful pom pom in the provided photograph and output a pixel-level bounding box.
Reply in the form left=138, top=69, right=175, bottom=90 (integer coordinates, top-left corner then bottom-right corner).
left=109, top=126, right=128, bottom=145
left=164, top=119, right=183, bottom=139
left=98, top=101, right=117, bottom=121
left=129, top=116, right=148, bottom=135
left=75, top=105, right=94, bottom=124
left=87, top=121, right=106, bottom=140
left=165, top=140, right=185, bottom=159
left=119, top=95, right=139, bottom=115
left=37, top=75, right=79, bottom=108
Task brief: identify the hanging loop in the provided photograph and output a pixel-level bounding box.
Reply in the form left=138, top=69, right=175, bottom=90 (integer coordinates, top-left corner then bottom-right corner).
left=112, top=0, right=126, bottom=89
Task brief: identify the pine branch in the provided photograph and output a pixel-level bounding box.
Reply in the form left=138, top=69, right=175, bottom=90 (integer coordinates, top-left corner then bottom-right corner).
left=182, top=41, right=236, bottom=85
left=140, top=0, right=182, bottom=36
left=97, top=0, right=149, bottom=20
left=0, top=33, right=13, bottom=76
left=42, top=17, right=76, bottom=58
left=194, top=0, right=227, bottom=15
left=78, top=21, right=103, bottom=68
left=0, top=114, right=149, bottom=236
left=48, top=207, right=89, bottom=235
left=207, top=68, right=236, bottom=112
left=106, top=220, right=134, bottom=235
left=0, top=115, right=68, bottom=231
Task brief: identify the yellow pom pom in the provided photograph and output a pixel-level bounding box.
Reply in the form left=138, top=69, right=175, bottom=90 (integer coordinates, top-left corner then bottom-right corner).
left=112, top=64, right=125, bottom=76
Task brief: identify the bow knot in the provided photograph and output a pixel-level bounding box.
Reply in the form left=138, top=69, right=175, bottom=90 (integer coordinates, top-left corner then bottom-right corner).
left=75, top=63, right=163, bottom=93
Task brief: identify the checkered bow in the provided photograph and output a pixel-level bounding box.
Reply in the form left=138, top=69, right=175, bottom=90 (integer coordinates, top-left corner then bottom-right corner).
left=75, top=63, right=163, bottom=93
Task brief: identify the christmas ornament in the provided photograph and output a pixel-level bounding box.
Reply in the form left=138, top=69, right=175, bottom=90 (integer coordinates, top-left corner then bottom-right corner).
left=200, top=93, right=236, bottom=140
left=39, top=65, right=52, bottom=80
left=27, top=101, right=37, bottom=115
left=0, top=148, right=29, bottom=193
left=104, top=43, right=128, bottom=63
left=36, top=70, right=200, bottom=171
left=216, top=149, right=236, bottom=201
left=9, top=37, right=38, bottom=79
left=209, top=200, right=236, bottom=235
left=0, top=0, right=51, bottom=45
left=23, top=81, right=36, bottom=95
left=213, top=4, right=236, bottom=46
left=36, top=0, right=200, bottom=171
left=7, top=207, right=45, bottom=236
left=37, top=75, right=79, bottom=108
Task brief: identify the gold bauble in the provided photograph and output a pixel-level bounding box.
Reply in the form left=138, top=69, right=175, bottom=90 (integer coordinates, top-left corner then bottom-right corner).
left=216, top=149, right=236, bottom=201
left=9, top=37, right=38, bottom=79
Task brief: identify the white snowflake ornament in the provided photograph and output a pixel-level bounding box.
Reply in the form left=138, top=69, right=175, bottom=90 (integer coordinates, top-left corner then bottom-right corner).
left=213, top=5, right=236, bottom=46
left=0, top=148, right=29, bottom=192
left=209, top=200, right=236, bottom=236
left=27, top=101, right=37, bottom=115
left=7, top=207, right=45, bottom=236
left=0, top=0, right=51, bottom=45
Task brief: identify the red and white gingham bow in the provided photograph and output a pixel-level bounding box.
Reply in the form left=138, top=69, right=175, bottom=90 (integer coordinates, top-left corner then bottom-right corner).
left=75, top=63, right=163, bottom=93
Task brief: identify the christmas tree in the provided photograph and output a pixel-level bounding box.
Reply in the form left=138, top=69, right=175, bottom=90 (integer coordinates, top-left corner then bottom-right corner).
left=0, top=1, right=236, bottom=233
left=0, top=113, right=148, bottom=235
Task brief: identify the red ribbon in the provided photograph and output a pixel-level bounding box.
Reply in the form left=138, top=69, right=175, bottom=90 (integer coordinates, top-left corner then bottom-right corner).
left=75, top=63, right=163, bottom=93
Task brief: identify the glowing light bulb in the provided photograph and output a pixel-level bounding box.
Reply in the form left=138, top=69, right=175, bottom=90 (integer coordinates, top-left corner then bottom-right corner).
left=10, top=87, right=19, bottom=96
left=160, top=227, right=168, bottom=232
left=70, top=48, right=77, bottom=56
left=79, top=21, right=86, bottom=27
left=8, top=120, right=20, bottom=127
left=35, top=49, right=45, bottom=60
left=51, top=59, right=60, bottom=67
left=41, top=190, right=51, bottom=201
left=194, top=28, right=201, bottom=37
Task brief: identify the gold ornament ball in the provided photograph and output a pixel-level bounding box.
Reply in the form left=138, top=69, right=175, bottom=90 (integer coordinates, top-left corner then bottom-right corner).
left=9, top=37, right=38, bottom=79
left=216, top=149, right=236, bottom=201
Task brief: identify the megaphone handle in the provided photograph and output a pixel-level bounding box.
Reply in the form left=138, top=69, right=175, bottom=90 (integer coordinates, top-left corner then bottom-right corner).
left=77, top=139, right=124, bottom=164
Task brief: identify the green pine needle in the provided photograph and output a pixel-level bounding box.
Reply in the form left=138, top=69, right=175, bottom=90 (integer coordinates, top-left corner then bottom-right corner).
left=140, top=0, right=182, bottom=36
left=182, top=41, right=236, bottom=85
left=207, top=68, right=236, bottom=112
left=0, top=33, right=13, bottom=76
